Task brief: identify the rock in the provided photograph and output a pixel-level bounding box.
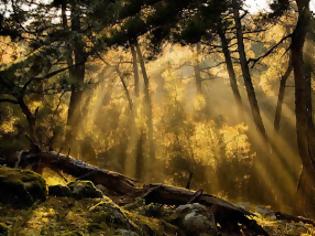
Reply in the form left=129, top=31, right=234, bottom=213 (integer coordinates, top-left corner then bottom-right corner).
left=0, top=167, right=47, bottom=208
left=95, top=184, right=110, bottom=195
left=89, top=199, right=135, bottom=230
left=0, top=223, right=8, bottom=236
left=67, top=180, right=103, bottom=199
left=48, top=185, right=72, bottom=197
left=114, top=229, right=139, bottom=236
left=175, top=203, right=217, bottom=236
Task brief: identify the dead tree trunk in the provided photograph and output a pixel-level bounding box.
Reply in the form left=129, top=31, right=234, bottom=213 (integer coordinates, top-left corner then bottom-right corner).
left=20, top=151, right=139, bottom=194
left=10, top=151, right=267, bottom=235
left=232, top=0, right=268, bottom=142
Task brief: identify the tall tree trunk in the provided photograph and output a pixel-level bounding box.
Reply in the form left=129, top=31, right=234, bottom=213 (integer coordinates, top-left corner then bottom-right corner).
left=130, top=44, right=140, bottom=97
left=116, top=65, right=135, bottom=174
left=129, top=43, right=142, bottom=179
left=135, top=130, right=145, bottom=180
left=232, top=0, right=267, bottom=141
left=292, top=0, right=315, bottom=215
left=116, top=67, right=133, bottom=111
left=66, top=3, right=86, bottom=143
left=218, top=28, right=243, bottom=108
left=135, top=40, right=155, bottom=161
left=194, top=44, right=203, bottom=94
left=274, top=60, right=292, bottom=131
left=18, top=96, right=36, bottom=145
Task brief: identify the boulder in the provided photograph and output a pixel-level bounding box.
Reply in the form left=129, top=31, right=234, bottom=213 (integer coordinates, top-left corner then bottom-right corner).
left=174, top=203, right=217, bottom=236
left=0, top=167, right=47, bottom=208
left=89, top=199, right=135, bottom=230
left=88, top=198, right=163, bottom=235
left=67, top=180, right=103, bottom=199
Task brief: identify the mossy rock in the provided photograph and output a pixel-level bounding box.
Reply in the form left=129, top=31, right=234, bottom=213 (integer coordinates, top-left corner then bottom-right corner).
left=0, top=223, right=8, bottom=236
left=0, top=167, right=47, bottom=208
left=89, top=199, right=136, bottom=230
left=48, top=185, right=72, bottom=197
left=89, top=198, right=166, bottom=236
left=67, top=180, right=103, bottom=199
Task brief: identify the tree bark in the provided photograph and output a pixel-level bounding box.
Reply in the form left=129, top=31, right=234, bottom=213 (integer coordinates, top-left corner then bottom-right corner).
left=218, top=28, right=243, bottom=108
left=130, top=44, right=140, bottom=97
left=135, top=40, right=155, bottom=161
left=232, top=0, right=268, bottom=141
left=274, top=60, right=292, bottom=131
left=66, top=3, right=86, bottom=143
left=291, top=0, right=315, bottom=214
left=194, top=44, right=203, bottom=94
left=18, top=96, right=36, bottom=144
left=135, top=131, right=145, bottom=181
left=116, top=67, right=133, bottom=111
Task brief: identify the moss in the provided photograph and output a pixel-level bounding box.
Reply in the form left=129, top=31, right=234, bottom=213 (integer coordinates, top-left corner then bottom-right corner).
left=0, top=195, right=314, bottom=236
left=67, top=181, right=103, bottom=199
left=0, top=167, right=47, bottom=208
left=87, top=197, right=168, bottom=236
left=88, top=198, right=136, bottom=230
left=58, top=231, right=85, bottom=236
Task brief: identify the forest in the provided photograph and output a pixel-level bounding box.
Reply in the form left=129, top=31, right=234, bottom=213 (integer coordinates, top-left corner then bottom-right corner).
left=0, top=0, right=315, bottom=235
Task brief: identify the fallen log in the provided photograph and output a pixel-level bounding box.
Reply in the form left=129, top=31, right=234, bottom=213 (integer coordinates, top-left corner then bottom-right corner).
left=18, top=151, right=140, bottom=195
left=142, top=184, right=268, bottom=235
left=2, top=150, right=268, bottom=235
left=274, top=211, right=315, bottom=226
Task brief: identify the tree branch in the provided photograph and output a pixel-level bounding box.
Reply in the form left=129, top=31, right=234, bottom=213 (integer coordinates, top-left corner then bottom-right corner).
left=0, top=98, right=19, bottom=104
left=247, top=33, right=292, bottom=68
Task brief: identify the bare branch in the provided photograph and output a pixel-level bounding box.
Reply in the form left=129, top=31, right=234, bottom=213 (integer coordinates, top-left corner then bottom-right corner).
left=248, top=33, right=292, bottom=68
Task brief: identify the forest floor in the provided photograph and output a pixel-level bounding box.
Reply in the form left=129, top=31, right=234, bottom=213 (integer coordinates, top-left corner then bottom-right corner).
left=0, top=195, right=314, bottom=236
left=0, top=159, right=314, bottom=236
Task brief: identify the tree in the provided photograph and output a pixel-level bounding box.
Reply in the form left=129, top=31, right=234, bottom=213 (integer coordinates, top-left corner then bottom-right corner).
left=274, top=59, right=292, bottom=131
left=0, top=45, right=71, bottom=149
left=135, top=40, right=156, bottom=161
left=217, top=25, right=243, bottom=108
left=64, top=2, right=87, bottom=144
left=232, top=0, right=268, bottom=141
left=291, top=0, right=315, bottom=214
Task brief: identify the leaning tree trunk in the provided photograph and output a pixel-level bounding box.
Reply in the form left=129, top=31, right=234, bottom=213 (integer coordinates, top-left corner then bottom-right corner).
left=292, top=0, right=315, bottom=215
left=274, top=60, right=292, bottom=132
left=218, top=27, right=243, bottom=109
left=135, top=40, right=155, bottom=161
left=18, top=96, right=37, bottom=147
left=116, top=67, right=133, bottom=111
left=232, top=0, right=268, bottom=142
